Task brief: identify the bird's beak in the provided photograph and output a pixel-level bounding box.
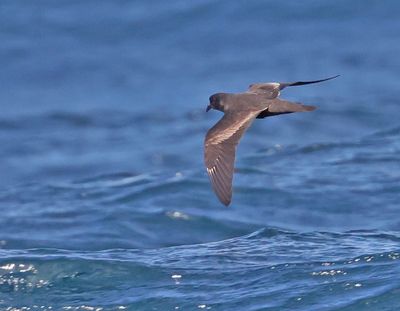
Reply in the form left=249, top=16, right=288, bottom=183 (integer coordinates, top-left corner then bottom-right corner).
left=206, top=104, right=211, bottom=112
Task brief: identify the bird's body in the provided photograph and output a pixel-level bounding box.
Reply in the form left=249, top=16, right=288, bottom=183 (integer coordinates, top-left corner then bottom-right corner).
left=204, top=76, right=338, bottom=206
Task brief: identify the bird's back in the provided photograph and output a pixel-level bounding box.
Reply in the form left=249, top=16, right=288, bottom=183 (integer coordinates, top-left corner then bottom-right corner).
left=223, top=93, right=271, bottom=113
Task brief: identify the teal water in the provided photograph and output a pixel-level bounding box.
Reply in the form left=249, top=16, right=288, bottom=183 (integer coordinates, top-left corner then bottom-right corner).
left=1, top=0, right=400, bottom=310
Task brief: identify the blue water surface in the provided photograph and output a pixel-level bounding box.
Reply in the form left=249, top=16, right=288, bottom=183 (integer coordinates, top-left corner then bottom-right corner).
left=1, top=0, right=400, bottom=310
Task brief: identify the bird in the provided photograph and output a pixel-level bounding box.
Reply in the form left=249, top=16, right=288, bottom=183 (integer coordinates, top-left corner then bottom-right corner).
left=204, top=75, right=339, bottom=206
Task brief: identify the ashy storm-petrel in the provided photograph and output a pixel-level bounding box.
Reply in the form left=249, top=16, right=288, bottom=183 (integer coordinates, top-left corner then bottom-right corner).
left=204, top=75, right=339, bottom=206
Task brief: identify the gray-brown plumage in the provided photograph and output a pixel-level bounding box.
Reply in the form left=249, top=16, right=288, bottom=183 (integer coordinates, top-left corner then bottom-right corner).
left=205, top=75, right=338, bottom=206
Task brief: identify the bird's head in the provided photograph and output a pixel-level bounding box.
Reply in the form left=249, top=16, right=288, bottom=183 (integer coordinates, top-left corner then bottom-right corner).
left=206, top=93, right=226, bottom=112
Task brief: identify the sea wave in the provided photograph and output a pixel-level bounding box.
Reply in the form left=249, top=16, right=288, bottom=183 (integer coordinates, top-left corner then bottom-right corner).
left=1, top=229, right=400, bottom=310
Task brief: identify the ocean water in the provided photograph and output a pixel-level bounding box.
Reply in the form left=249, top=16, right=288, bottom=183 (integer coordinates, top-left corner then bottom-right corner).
left=1, top=0, right=400, bottom=310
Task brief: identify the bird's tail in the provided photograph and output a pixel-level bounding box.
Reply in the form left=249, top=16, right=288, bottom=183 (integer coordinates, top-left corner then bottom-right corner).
left=256, top=99, right=316, bottom=119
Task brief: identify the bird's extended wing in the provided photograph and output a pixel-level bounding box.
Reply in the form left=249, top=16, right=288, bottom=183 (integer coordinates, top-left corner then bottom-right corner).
left=204, top=110, right=260, bottom=206
left=247, top=82, right=281, bottom=98
left=247, top=75, right=339, bottom=97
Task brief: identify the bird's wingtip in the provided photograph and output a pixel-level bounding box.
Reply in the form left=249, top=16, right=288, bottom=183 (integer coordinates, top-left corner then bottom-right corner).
left=221, top=197, right=232, bottom=206
left=286, top=75, right=340, bottom=88
left=215, top=193, right=232, bottom=206
left=304, top=105, right=317, bottom=111
left=325, top=74, right=340, bottom=81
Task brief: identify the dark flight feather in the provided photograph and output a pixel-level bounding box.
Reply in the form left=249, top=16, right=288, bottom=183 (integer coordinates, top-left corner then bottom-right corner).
left=204, top=111, right=260, bottom=205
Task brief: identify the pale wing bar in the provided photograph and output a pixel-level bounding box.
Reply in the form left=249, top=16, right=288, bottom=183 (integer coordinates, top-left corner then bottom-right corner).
left=247, top=82, right=280, bottom=98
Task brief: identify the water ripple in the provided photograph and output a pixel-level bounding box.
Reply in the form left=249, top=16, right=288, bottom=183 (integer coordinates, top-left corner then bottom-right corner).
left=1, top=229, right=400, bottom=310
